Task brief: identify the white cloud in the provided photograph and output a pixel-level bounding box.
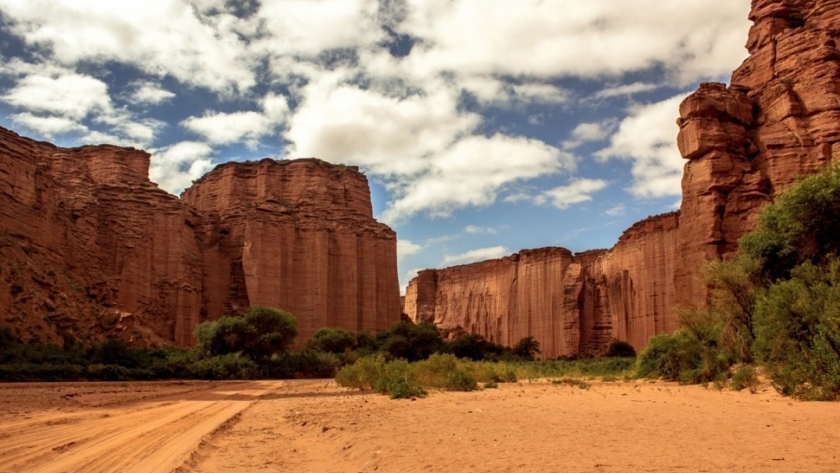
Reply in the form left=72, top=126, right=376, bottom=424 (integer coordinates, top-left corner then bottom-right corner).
left=605, top=204, right=626, bottom=216
left=148, top=141, right=215, bottom=194
left=562, top=120, right=617, bottom=150
left=128, top=81, right=175, bottom=105
left=10, top=112, right=87, bottom=137
left=381, top=134, right=570, bottom=222
left=181, top=111, right=273, bottom=149
left=595, top=94, right=689, bottom=198
left=534, top=178, right=609, bottom=209
left=460, top=76, right=569, bottom=108
left=399, top=0, right=750, bottom=83
left=1, top=0, right=257, bottom=93
left=397, top=239, right=423, bottom=260
left=464, top=225, right=497, bottom=235
left=594, top=82, right=659, bottom=99
left=442, top=246, right=508, bottom=266
left=2, top=72, right=111, bottom=120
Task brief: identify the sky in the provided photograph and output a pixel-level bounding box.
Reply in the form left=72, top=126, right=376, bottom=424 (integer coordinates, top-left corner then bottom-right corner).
left=0, top=0, right=753, bottom=293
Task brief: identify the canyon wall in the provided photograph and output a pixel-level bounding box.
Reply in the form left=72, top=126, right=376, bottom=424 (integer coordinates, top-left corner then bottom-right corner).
left=0, top=127, right=400, bottom=346
left=405, top=0, right=840, bottom=357
left=676, top=0, right=840, bottom=304
left=404, top=213, right=678, bottom=358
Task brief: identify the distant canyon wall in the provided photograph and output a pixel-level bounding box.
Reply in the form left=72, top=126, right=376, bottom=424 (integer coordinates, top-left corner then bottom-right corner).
left=405, top=0, right=840, bottom=358
left=0, top=127, right=400, bottom=346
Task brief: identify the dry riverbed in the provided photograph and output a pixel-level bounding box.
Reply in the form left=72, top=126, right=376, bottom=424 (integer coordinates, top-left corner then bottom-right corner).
left=1, top=378, right=838, bottom=472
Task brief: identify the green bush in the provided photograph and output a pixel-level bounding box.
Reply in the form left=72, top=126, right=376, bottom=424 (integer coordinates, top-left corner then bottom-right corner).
left=513, top=336, right=541, bottom=360
left=752, top=260, right=840, bottom=400
left=307, top=327, right=357, bottom=354
left=605, top=340, right=636, bottom=358
left=373, top=358, right=426, bottom=399
left=730, top=365, right=759, bottom=392
left=262, top=350, right=340, bottom=379
left=635, top=330, right=729, bottom=384
left=195, top=306, right=297, bottom=362
left=335, top=354, right=387, bottom=390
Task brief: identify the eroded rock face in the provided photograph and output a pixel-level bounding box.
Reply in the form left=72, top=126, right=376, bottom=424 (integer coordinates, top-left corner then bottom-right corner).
left=0, top=127, right=399, bottom=346
left=676, top=0, right=840, bottom=306
left=404, top=213, right=679, bottom=358
left=406, top=0, right=840, bottom=355
left=182, top=159, right=400, bottom=344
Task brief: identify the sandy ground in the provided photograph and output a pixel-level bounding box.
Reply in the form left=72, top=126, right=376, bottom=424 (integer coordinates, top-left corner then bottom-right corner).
left=1, top=379, right=839, bottom=473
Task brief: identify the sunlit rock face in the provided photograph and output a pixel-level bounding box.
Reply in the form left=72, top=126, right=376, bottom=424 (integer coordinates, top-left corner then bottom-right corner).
left=406, top=0, right=840, bottom=356
left=404, top=214, right=678, bottom=358
left=676, top=0, right=840, bottom=305
left=0, top=127, right=400, bottom=346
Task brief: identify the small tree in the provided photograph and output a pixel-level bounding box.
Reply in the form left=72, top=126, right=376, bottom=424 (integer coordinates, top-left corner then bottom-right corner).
left=243, top=307, right=298, bottom=361
left=195, top=307, right=297, bottom=362
left=308, top=327, right=357, bottom=354
left=513, top=336, right=541, bottom=360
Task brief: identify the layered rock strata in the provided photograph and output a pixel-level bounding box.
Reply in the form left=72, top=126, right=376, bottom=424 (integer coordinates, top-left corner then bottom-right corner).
left=0, top=127, right=399, bottom=346
left=405, top=213, right=679, bottom=358
left=405, top=0, right=840, bottom=356
left=676, top=0, right=840, bottom=304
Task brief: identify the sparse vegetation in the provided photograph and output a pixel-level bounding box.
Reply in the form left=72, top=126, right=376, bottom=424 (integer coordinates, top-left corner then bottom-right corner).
left=636, top=166, right=840, bottom=399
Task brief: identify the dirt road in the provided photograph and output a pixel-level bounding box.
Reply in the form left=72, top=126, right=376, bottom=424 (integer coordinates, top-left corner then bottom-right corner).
left=0, top=381, right=267, bottom=473
left=2, top=379, right=840, bottom=472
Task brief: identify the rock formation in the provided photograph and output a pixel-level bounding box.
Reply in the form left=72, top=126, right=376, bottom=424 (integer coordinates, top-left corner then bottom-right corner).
left=0, top=126, right=400, bottom=347
left=676, top=0, right=840, bottom=305
left=405, top=213, right=678, bottom=358
left=405, top=0, right=840, bottom=357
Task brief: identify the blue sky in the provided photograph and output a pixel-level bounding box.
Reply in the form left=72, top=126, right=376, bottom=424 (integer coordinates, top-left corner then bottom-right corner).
left=0, top=0, right=752, bottom=292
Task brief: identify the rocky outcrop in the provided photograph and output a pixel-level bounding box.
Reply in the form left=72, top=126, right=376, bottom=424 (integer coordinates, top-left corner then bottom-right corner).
left=182, top=159, right=400, bottom=344
left=676, top=0, right=840, bottom=305
left=405, top=213, right=679, bottom=358
left=406, top=0, right=840, bottom=356
left=0, top=126, right=399, bottom=346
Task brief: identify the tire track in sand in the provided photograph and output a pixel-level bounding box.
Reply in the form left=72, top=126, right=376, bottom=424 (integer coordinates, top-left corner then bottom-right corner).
left=0, top=381, right=275, bottom=473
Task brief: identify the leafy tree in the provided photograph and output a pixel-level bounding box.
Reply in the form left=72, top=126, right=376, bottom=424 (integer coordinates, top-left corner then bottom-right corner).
left=448, top=333, right=504, bottom=361
left=376, top=322, right=444, bottom=362
left=740, top=165, right=840, bottom=282
left=195, top=306, right=297, bottom=362
left=513, top=336, right=541, bottom=360
left=243, top=307, right=297, bottom=361
left=307, top=327, right=357, bottom=354
left=753, top=259, right=840, bottom=399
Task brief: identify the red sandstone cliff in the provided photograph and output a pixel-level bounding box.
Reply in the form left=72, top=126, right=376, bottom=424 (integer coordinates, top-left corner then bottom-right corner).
left=676, top=0, right=840, bottom=305
left=182, top=159, right=400, bottom=343
left=0, top=127, right=400, bottom=346
left=404, top=213, right=678, bottom=358
left=405, top=0, right=840, bottom=356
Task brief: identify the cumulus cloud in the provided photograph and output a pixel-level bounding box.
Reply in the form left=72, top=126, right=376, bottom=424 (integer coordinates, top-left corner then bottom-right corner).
left=2, top=72, right=111, bottom=120
left=605, top=204, right=626, bottom=216
left=397, top=239, right=423, bottom=260
left=442, top=246, right=508, bottom=266
left=595, top=94, right=689, bottom=198
left=464, top=225, right=498, bottom=235
left=398, top=0, right=750, bottom=81
left=148, top=141, right=215, bottom=194
left=593, top=82, right=659, bottom=99
left=381, top=134, right=570, bottom=222
left=0, top=0, right=258, bottom=93
left=562, top=120, right=617, bottom=150
left=460, top=76, right=570, bottom=108
left=128, top=81, right=176, bottom=105
left=0, top=0, right=751, bottom=224
left=181, top=111, right=273, bottom=149
left=10, top=113, right=87, bottom=137
left=534, top=178, right=609, bottom=209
